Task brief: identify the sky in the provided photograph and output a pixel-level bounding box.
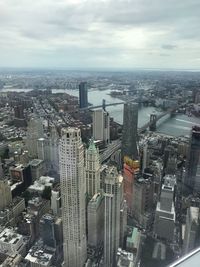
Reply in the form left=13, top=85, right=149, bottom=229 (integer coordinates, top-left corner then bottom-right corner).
left=0, top=0, right=200, bottom=70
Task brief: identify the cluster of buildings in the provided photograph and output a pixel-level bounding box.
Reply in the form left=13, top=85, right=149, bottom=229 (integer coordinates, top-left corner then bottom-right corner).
left=0, top=77, right=200, bottom=267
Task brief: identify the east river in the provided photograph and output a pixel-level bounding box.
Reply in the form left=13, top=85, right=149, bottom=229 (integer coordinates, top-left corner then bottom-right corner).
left=2, top=88, right=200, bottom=137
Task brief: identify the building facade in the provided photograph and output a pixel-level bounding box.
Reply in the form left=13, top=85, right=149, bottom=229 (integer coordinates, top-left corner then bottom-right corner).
left=103, top=166, right=123, bottom=267
left=87, top=192, right=104, bottom=248
left=92, top=109, right=110, bottom=144
left=85, top=139, right=100, bottom=199
left=60, top=128, right=87, bottom=267
left=0, top=179, right=12, bottom=210
left=79, top=82, right=88, bottom=108
left=121, top=103, right=138, bottom=163
left=186, top=126, right=200, bottom=193
left=183, top=206, right=199, bottom=254
left=26, top=117, right=44, bottom=158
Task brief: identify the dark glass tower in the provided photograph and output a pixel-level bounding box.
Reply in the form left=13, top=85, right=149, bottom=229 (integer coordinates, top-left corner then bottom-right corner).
left=79, top=82, right=88, bottom=108
left=40, top=214, right=56, bottom=248
left=186, top=126, right=200, bottom=193
left=121, top=102, right=138, bottom=162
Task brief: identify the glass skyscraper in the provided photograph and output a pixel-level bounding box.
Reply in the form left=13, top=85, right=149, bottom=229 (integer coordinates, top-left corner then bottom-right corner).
left=79, top=82, right=88, bottom=108
left=121, top=102, right=139, bottom=162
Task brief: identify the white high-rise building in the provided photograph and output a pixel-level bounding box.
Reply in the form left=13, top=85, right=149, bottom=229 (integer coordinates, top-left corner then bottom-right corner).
left=85, top=139, right=100, bottom=199
left=92, top=109, right=110, bottom=144
left=154, top=182, right=175, bottom=241
left=26, top=117, right=44, bottom=158
left=103, top=166, right=123, bottom=267
left=51, top=187, right=61, bottom=216
left=60, top=128, right=87, bottom=267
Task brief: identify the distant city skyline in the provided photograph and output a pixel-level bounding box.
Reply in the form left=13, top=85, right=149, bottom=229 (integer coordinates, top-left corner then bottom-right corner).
left=0, top=0, right=200, bottom=70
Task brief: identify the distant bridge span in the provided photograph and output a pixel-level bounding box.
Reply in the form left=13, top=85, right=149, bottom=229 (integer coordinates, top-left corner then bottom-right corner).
left=79, top=97, right=137, bottom=111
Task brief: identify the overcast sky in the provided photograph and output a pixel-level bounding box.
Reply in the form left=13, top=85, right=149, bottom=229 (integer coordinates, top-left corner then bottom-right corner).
left=0, top=0, right=200, bottom=70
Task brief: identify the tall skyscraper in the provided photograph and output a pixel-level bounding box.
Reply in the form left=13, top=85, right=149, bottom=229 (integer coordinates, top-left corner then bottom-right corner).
left=87, top=192, right=104, bottom=248
left=103, top=166, right=123, bottom=267
left=51, top=186, right=61, bottom=216
left=183, top=206, right=199, bottom=254
left=142, top=143, right=149, bottom=173
left=49, top=125, right=60, bottom=173
left=1, top=158, right=8, bottom=214
left=0, top=158, right=3, bottom=178
left=154, top=181, right=175, bottom=241
left=59, top=128, right=87, bottom=267
left=26, top=117, right=44, bottom=158
left=40, top=214, right=57, bottom=248
left=186, top=126, right=200, bottom=193
left=79, top=82, right=88, bottom=108
left=85, top=139, right=100, bottom=199
left=0, top=179, right=12, bottom=210
left=121, top=103, right=138, bottom=163
left=92, top=109, right=110, bottom=144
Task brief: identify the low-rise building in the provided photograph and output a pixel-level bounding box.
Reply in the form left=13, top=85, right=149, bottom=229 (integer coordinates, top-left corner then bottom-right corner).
left=116, top=248, right=134, bottom=267
left=28, top=176, right=55, bottom=195
left=29, top=159, right=45, bottom=182
left=0, top=228, right=27, bottom=256
left=25, top=240, right=54, bottom=267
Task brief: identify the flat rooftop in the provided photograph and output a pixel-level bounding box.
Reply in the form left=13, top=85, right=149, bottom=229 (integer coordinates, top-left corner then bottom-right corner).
left=29, top=159, right=44, bottom=166
left=0, top=228, right=23, bottom=245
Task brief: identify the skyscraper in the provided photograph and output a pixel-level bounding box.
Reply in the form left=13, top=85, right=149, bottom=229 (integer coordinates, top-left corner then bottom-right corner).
left=103, top=166, right=123, bottom=267
left=40, top=214, right=56, bottom=248
left=26, top=117, right=44, bottom=158
left=186, top=126, right=200, bottom=193
left=85, top=139, right=100, bottom=199
left=0, top=158, right=3, bottom=178
left=87, top=192, right=104, bottom=248
left=154, top=181, right=175, bottom=241
left=121, top=103, right=138, bottom=163
left=0, top=179, right=12, bottom=210
left=49, top=125, right=60, bottom=173
left=183, top=206, right=199, bottom=254
left=79, top=82, right=88, bottom=108
left=51, top=186, right=61, bottom=216
left=59, top=128, right=87, bottom=267
left=92, top=109, right=110, bottom=144
left=0, top=158, right=10, bottom=212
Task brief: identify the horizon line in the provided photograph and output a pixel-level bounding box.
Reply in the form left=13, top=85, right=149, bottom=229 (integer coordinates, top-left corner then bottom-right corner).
left=0, top=66, right=200, bottom=73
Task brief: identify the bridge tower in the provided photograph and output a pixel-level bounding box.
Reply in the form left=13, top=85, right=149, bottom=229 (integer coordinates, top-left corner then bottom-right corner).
left=149, top=113, right=157, bottom=131
left=102, top=99, right=106, bottom=111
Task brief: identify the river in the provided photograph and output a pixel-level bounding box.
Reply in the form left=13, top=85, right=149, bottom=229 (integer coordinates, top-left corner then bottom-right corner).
left=2, top=88, right=200, bottom=137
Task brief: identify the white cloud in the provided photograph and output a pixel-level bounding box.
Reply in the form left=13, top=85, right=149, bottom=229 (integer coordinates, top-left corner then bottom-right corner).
left=0, top=0, right=200, bottom=69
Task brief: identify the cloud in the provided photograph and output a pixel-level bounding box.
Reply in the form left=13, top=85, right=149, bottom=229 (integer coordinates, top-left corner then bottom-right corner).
left=160, top=53, right=170, bottom=57
left=162, top=45, right=177, bottom=50
left=0, top=0, right=199, bottom=69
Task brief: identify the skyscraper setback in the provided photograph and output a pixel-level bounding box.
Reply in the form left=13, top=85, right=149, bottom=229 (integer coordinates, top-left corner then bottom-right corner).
left=59, top=128, right=87, bottom=267
left=121, top=103, right=138, bottom=162
left=79, top=82, right=88, bottom=108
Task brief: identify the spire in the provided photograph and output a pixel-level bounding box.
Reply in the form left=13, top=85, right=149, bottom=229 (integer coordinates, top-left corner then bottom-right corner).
left=88, top=138, right=97, bottom=152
